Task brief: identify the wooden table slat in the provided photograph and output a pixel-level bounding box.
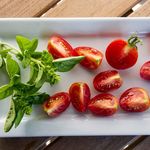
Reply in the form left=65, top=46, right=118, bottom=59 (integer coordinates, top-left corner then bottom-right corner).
left=0, top=0, right=60, bottom=17
left=130, top=0, right=150, bottom=16
left=43, top=0, right=141, bottom=17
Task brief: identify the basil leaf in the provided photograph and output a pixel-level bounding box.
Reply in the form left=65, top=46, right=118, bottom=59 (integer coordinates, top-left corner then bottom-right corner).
left=28, top=63, right=38, bottom=84
left=4, top=99, right=16, bottom=132
left=53, top=56, right=84, bottom=72
left=6, top=55, right=20, bottom=78
left=14, top=109, right=24, bottom=128
left=9, top=74, right=21, bottom=86
left=31, top=51, right=42, bottom=59
left=0, top=55, right=3, bottom=68
left=41, top=51, right=53, bottom=65
left=27, top=93, right=49, bottom=104
left=16, top=35, right=38, bottom=54
left=35, top=67, right=43, bottom=86
left=0, top=84, right=13, bottom=100
left=22, top=55, right=31, bottom=68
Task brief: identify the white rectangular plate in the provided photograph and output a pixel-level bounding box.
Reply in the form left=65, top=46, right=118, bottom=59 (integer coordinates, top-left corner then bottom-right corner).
left=1, top=18, right=150, bottom=137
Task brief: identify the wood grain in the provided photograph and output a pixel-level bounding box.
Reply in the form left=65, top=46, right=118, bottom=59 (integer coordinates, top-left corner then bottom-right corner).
left=45, top=136, right=134, bottom=150
left=130, top=0, right=150, bottom=16
left=43, top=0, right=140, bottom=17
left=0, top=0, right=59, bottom=17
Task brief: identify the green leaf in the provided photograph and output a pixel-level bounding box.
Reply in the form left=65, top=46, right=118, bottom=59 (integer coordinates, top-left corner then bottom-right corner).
left=41, top=50, right=53, bottom=65
left=35, top=67, right=43, bottom=86
left=14, top=109, right=24, bottom=128
left=31, top=51, right=42, bottom=59
left=0, top=55, right=3, bottom=68
left=16, top=35, right=38, bottom=54
left=53, top=56, right=84, bottom=72
left=0, top=84, right=13, bottom=100
left=28, top=93, right=49, bottom=104
left=9, top=74, right=21, bottom=86
left=6, top=55, right=20, bottom=78
left=28, top=63, right=38, bottom=84
left=22, top=55, right=31, bottom=68
left=0, top=49, right=11, bottom=58
left=4, top=99, right=16, bottom=132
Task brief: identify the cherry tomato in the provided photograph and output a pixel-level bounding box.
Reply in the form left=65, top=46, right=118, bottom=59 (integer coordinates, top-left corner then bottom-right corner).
left=119, top=87, right=150, bottom=112
left=88, top=93, right=118, bottom=116
left=69, top=82, right=91, bottom=112
left=43, top=92, right=70, bottom=117
left=105, top=35, right=142, bottom=69
left=93, top=70, right=122, bottom=92
left=47, top=35, right=74, bottom=59
left=140, top=61, right=150, bottom=80
left=74, top=47, right=103, bottom=70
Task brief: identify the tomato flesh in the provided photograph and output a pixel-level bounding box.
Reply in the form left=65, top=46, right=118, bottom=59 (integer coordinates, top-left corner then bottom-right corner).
left=140, top=61, right=150, bottom=80
left=47, top=35, right=74, bottom=59
left=93, top=70, right=122, bottom=92
left=119, top=87, right=150, bottom=112
left=69, top=82, right=91, bottom=112
left=74, top=47, right=103, bottom=69
left=88, top=93, right=118, bottom=116
left=43, top=92, right=70, bottom=117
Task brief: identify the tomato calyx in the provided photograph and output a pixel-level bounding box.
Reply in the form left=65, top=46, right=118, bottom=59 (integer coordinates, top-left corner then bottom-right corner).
left=127, top=34, right=142, bottom=48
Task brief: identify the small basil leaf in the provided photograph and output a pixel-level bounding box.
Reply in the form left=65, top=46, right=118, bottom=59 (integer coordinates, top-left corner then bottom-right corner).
left=41, top=51, right=53, bottom=65
left=10, top=74, right=21, bottom=86
left=0, top=49, right=11, bottom=58
left=14, top=109, right=24, bottom=128
left=22, top=55, right=31, bottom=68
left=4, top=99, right=16, bottom=132
left=53, top=56, right=84, bottom=72
left=35, top=67, right=43, bottom=87
left=31, top=51, right=42, bottom=59
left=29, top=93, right=49, bottom=104
left=6, top=55, right=20, bottom=78
left=16, top=35, right=38, bottom=53
left=0, top=84, right=13, bottom=100
left=0, top=55, right=3, bottom=68
left=28, top=63, right=38, bottom=84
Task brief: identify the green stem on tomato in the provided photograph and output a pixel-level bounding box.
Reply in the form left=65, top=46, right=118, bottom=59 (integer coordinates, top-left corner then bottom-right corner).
left=128, top=34, right=143, bottom=48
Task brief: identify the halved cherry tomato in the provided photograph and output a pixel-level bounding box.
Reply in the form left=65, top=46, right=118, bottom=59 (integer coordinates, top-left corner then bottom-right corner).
left=93, top=70, right=122, bottom=92
left=106, top=35, right=142, bottom=69
left=47, top=35, right=74, bottom=59
left=74, top=47, right=103, bottom=70
left=88, top=93, right=118, bottom=116
left=69, top=82, right=91, bottom=112
left=43, top=92, right=70, bottom=117
left=119, top=87, right=150, bottom=112
left=140, top=61, right=150, bottom=80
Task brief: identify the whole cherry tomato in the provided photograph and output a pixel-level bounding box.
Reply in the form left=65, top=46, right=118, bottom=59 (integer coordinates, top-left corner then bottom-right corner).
left=106, top=35, right=142, bottom=69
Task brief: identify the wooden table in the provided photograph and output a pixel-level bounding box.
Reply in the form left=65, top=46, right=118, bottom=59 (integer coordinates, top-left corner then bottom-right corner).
left=0, top=0, right=150, bottom=150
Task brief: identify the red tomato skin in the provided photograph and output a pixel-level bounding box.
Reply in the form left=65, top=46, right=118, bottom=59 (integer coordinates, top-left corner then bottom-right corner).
left=106, top=39, right=138, bottom=69
left=93, top=70, right=122, bottom=92
left=47, top=35, right=74, bottom=59
left=140, top=61, right=150, bottom=80
left=43, top=92, right=70, bottom=117
left=69, top=82, right=91, bottom=112
left=119, top=87, right=150, bottom=112
left=74, top=47, right=103, bottom=70
left=88, top=93, right=118, bottom=116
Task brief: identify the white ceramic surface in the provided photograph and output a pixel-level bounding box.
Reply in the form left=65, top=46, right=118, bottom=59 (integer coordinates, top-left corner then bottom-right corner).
left=0, top=18, right=150, bottom=137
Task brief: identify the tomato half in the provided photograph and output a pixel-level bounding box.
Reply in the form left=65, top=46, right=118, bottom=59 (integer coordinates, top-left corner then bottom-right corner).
left=74, top=46, right=103, bottom=70
left=47, top=35, right=74, bottom=59
left=88, top=93, right=118, bottom=116
left=69, top=82, right=91, bottom=112
left=140, top=61, right=150, bottom=80
left=43, top=92, right=70, bottom=117
left=119, top=87, right=150, bottom=112
left=93, top=70, right=122, bottom=92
